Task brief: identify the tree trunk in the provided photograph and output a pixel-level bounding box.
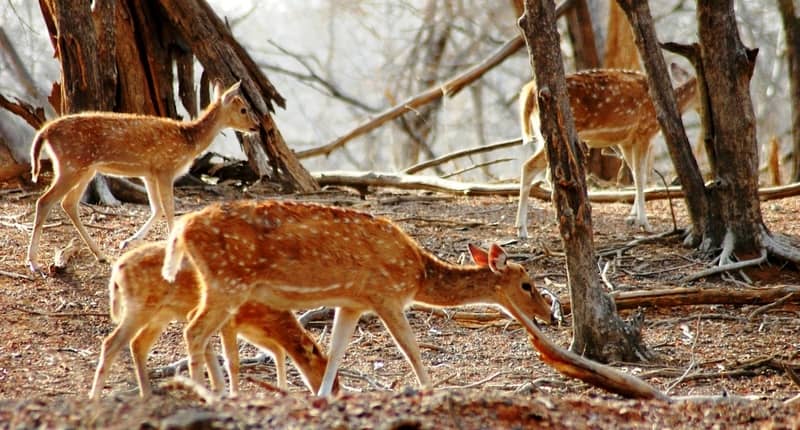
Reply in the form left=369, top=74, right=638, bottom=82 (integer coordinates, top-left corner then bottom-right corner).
left=519, top=0, right=648, bottom=363
left=614, top=1, right=709, bottom=245
left=696, top=1, right=764, bottom=256
left=40, top=0, right=102, bottom=115
left=778, top=0, right=800, bottom=183
left=618, top=1, right=800, bottom=263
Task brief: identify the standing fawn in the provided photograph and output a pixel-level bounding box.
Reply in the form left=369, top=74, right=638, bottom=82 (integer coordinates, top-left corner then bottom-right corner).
left=27, top=81, right=259, bottom=273
left=515, top=68, right=698, bottom=238
left=161, top=200, right=554, bottom=397
left=90, top=241, right=335, bottom=399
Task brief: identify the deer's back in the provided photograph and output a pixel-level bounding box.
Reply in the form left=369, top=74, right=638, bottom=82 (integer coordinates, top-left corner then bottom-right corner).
left=180, top=200, right=426, bottom=309
left=113, top=242, right=201, bottom=322
left=41, top=113, right=194, bottom=174
left=566, top=70, right=657, bottom=146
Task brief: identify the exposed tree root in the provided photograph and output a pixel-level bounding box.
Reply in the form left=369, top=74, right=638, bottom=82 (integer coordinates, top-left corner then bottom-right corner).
left=682, top=248, right=767, bottom=282
left=762, top=227, right=800, bottom=263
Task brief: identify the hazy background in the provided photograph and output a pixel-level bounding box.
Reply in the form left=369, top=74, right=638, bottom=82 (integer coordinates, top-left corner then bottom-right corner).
left=0, top=1, right=790, bottom=183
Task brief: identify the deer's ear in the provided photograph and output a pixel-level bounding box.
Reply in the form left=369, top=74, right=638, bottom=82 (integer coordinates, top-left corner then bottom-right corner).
left=468, top=243, right=489, bottom=267
left=221, top=81, right=243, bottom=105
left=487, top=244, right=508, bottom=273
left=212, top=80, right=224, bottom=101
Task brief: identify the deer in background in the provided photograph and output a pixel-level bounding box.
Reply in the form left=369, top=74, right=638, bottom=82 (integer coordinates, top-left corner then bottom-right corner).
left=515, top=68, right=699, bottom=239
left=90, top=241, right=335, bottom=399
left=161, top=200, right=554, bottom=397
left=27, top=81, right=259, bottom=273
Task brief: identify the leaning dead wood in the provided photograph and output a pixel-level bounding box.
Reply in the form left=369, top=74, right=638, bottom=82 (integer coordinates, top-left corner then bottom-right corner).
left=0, top=94, right=46, bottom=129
left=314, top=170, right=551, bottom=198
left=558, top=285, right=800, bottom=316
left=159, top=0, right=317, bottom=192
left=514, top=309, right=667, bottom=400
left=297, top=36, right=525, bottom=159
left=314, top=170, right=800, bottom=203
left=296, top=1, right=579, bottom=160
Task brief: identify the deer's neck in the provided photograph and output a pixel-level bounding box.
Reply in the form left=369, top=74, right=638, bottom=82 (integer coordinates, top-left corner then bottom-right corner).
left=415, top=252, right=494, bottom=307
left=182, top=101, right=224, bottom=150
left=676, top=77, right=699, bottom=113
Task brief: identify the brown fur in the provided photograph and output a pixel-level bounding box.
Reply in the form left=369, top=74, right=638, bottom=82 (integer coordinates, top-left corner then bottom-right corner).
left=90, top=241, right=335, bottom=399
left=26, top=81, right=259, bottom=272
left=162, top=200, right=553, bottom=396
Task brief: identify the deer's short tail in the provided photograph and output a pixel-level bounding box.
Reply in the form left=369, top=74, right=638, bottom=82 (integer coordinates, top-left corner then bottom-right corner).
left=162, top=218, right=188, bottom=282
left=29, top=130, right=47, bottom=183
left=107, top=265, right=124, bottom=323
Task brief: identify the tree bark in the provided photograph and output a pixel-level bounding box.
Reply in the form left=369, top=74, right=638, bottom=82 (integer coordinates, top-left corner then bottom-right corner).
left=40, top=0, right=103, bottom=114
left=696, top=1, right=763, bottom=255
left=614, top=1, right=709, bottom=246
left=519, top=0, right=647, bottom=363
left=777, top=0, right=800, bottom=183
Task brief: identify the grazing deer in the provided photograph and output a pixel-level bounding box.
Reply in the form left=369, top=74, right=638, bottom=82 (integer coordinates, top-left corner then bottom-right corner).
left=515, top=68, right=698, bottom=238
left=27, top=81, right=259, bottom=273
left=90, top=241, right=334, bottom=399
left=161, top=200, right=554, bottom=397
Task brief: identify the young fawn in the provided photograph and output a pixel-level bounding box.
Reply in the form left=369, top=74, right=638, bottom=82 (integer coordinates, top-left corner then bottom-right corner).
left=515, top=68, right=698, bottom=238
left=90, top=241, right=335, bottom=399
left=27, top=81, right=259, bottom=273
left=162, top=200, right=554, bottom=396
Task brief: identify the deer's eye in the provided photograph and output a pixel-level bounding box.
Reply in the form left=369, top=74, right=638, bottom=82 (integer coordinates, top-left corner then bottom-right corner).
left=240, top=108, right=247, bottom=114
left=521, top=282, right=532, bottom=292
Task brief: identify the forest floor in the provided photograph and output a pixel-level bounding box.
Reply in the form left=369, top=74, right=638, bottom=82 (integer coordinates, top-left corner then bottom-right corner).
left=1, top=178, right=799, bottom=429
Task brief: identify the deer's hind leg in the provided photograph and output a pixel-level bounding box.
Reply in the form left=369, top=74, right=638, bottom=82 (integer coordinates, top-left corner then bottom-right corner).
left=60, top=170, right=108, bottom=261
left=620, top=142, right=653, bottom=232
left=27, top=169, right=96, bottom=272
left=183, top=294, right=241, bottom=390
left=318, top=307, right=361, bottom=396
left=90, top=304, right=150, bottom=399
left=515, top=149, right=548, bottom=239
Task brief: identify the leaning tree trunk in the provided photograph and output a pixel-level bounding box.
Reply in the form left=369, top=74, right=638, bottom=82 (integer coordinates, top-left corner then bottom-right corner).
left=519, top=0, right=649, bottom=363
left=778, top=0, right=800, bottom=183
left=614, top=1, right=710, bottom=245
left=618, top=1, right=800, bottom=264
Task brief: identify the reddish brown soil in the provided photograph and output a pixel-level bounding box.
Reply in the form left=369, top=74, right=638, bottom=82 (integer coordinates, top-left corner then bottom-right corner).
left=1, top=181, right=799, bottom=428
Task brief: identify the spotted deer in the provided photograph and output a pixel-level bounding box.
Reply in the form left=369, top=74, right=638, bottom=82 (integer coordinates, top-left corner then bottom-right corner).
left=515, top=68, right=698, bottom=238
left=161, top=200, right=554, bottom=396
left=27, top=81, right=259, bottom=273
left=90, top=241, right=335, bottom=399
